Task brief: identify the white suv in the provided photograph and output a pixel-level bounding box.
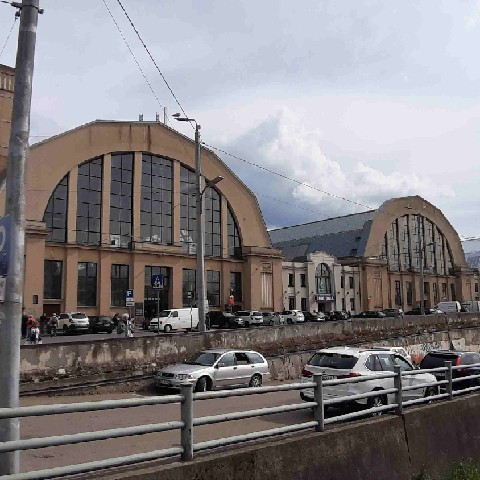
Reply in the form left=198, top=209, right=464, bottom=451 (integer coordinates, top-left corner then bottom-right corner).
left=282, top=310, right=305, bottom=324
left=58, top=312, right=90, bottom=334
left=300, top=346, right=437, bottom=411
left=234, top=311, right=263, bottom=327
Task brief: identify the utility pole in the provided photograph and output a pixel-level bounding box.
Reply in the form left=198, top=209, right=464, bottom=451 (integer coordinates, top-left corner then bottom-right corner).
left=0, top=0, right=41, bottom=475
left=418, top=214, right=425, bottom=315
left=194, top=124, right=207, bottom=332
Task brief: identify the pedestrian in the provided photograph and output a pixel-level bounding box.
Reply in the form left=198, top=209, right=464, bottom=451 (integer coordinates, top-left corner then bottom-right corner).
left=29, top=324, right=40, bottom=344
left=39, top=312, right=48, bottom=335
left=112, top=313, right=121, bottom=327
left=398, top=307, right=404, bottom=318
left=26, top=315, right=35, bottom=341
left=21, top=308, right=28, bottom=339
left=49, top=313, right=59, bottom=337
left=122, top=312, right=133, bottom=337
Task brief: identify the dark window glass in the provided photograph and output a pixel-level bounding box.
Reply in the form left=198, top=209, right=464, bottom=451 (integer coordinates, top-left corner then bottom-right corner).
left=230, top=272, right=242, bottom=302
left=77, top=262, right=97, bottom=306
left=450, top=284, right=456, bottom=301
left=315, top=263, right=332, bottom=294
left=377, top=354, right=395, bottom=372
left=433, top=283, right=438, bottom=305
left=227, top=206, right=241, bottom=258
left=111, top=264, right=129, bottom=306
left=219, top=353, right=235, bottom=367
left=180, top=167, right=197, bottom=254
left=365, top=354, right=383, bottom=372
left=76, top=158, right=102, bottom=246
left=349, top=276, right=354, bottom=289
left=406, top=281, right=413, bottom=306
left=43, top=260, right=63, bottom=299
left=300, top=274, right=306, bottom=288
left=420, top=353, right=459, bottom=369
left=43, top=174, right=69, bottom=242
left=340, top=276, right=345, bottom=288
left=182, top=269, right=196, bottom=307
left=395, top=280, right=402, bottom=306
left=308, top=353, right=358, bottom=369
left=207, top=270, right=220, bottom=307
left=301, top=297, right=307, bottom=311
left=204, top=187, right=221, bottom=257
left=140, top=154, right=172, bottom=245
left=288, top=274, right=294, bottom=287
left=110, top=153, right=133, bottom=248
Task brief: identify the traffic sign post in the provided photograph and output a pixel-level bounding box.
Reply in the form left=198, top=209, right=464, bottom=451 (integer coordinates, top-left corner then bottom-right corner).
left=125, top=289, right=134, bottom=307
left=151, top=275, right=164, bottom=334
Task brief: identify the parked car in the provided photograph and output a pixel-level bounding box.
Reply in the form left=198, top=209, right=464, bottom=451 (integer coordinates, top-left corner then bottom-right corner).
left=405, top=308, right=443, bottom=316
left=234, top=311, right=263, bottom=327
left=58, top=312, right=90, bottom=334
left=329, top=310, right=350, bottom=320
left=88, top=316, right=114, bottom=334
left=382, top=308, right=404, bottom=318
left=303, top=311, right=325, bottom=322
left=262, top=312, right=285, bottom=326
left=300, top=346, right=438, bottom=412
left=209, top=311, right=244, bottom=329
left=154, top=349, right=270, bottom=392
left=420, top=350, right=480, bottom=390
left=281, top=310, right=305, bottom=324
left=353, top=311, right=387, bottom=319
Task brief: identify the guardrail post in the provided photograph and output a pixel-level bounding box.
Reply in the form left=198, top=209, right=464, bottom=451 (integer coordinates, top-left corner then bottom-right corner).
left=313, top=373, right=324, bottom=432
left=394, top=366, right=403, bottom=415
left=445, top=361, right=453, bottom=401
left=180, top=383, right=194, bottom=461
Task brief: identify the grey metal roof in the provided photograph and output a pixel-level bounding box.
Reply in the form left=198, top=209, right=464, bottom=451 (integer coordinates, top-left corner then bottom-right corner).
left=269, top=210, right=376, bottom=260
left=466, top=251, right=480, bottom=270
left=269, top=210, right=376, bottom=243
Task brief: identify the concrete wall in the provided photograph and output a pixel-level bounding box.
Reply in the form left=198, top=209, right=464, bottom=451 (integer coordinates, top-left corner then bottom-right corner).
left=20, top=313, right=480, bottom=383
left=83, top=393, right=480, bottom=480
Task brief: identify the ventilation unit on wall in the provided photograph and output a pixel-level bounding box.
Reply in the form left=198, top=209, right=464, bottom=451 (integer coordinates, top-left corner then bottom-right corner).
left=110, top=235, right=121, bottom=247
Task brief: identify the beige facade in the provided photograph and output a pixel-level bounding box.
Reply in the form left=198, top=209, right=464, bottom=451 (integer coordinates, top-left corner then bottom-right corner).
left=0, top=64, right=14, bottom=184
left=273, top=196, right=478, bottom=313
left=0, top=111, right=283, bottom=318
left=282, top=252, right=361, bottom=314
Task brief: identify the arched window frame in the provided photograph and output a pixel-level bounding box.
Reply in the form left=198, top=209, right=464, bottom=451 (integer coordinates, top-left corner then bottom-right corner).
left=43, top=174, right=69, bottom=243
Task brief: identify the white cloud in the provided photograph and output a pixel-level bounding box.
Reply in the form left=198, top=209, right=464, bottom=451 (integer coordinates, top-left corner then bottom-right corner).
left=224, top=108, right=454, bottom=222
left=466, top=0, right=480, bottom=30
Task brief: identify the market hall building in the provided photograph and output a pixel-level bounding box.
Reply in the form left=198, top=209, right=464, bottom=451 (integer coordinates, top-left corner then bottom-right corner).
left=270, top=196, right=477, bottom=313
left=0, top=98, right=283, bottom=318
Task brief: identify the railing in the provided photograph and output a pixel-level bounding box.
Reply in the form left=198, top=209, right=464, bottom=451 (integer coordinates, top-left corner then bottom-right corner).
left=1, top=361, right=480, bottom=479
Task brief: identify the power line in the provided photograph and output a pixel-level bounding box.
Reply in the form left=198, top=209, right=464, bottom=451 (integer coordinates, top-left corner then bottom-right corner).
left=0, top=15, right=17, bottom=60
left=115, top=0, right=193, bottom=129
left=102, top=0, right=164, bottom=111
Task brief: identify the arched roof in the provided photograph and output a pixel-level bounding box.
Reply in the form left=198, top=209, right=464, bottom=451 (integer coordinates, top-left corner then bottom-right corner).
left=0, top=120, right=272, bottom=248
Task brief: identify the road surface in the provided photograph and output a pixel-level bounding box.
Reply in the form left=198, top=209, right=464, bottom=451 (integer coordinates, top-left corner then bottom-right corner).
left=19, top=385, right=355, bottom=473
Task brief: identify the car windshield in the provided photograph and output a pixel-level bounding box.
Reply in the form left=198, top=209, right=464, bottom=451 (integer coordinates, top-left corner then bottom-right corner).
left=185, top=351, right=220, bottom=366
left=235, top=311, right=249, bottom=316
left=72, top=314, right=87, bottom=319
left=309, top=352, right=358, bottom=369
left=158, top=311, right=171, bottom=317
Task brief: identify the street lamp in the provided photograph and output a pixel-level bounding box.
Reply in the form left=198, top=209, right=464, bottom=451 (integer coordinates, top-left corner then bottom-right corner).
left=173, top=114, right=223, bottom=332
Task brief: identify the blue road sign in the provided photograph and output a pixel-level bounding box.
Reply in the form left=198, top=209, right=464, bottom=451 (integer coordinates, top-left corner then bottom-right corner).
left=126, top=289, right=134, bottom=299
left=0, top=215, right=11, bottom=277
left=151, top=274, right=164, bottom=290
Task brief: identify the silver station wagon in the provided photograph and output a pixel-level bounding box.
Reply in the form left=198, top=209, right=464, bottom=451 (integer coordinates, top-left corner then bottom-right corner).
left=154, top=349, right=270, bottom=392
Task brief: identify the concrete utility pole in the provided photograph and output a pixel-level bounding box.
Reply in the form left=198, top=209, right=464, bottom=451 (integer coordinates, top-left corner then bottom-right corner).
left=0, top=0, right=41, bottom=475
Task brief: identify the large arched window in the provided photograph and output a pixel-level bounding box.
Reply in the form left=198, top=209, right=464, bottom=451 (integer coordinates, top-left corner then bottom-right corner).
left=43, top=174, right=69, bottom=243
left=227, top=205, right=241, bottom=258
left=140, top=154, right=172, bottom=244
left=76, top=157, right=102, bottom=246
left=179, top=165, right=221, bottom=257
left=316, top=263, right=332, bottom=294
left=381, top=214, right=454, bottom=274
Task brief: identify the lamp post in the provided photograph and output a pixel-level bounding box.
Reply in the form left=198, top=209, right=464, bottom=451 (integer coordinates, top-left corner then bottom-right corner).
left=173, top=114, right=223, bottom=332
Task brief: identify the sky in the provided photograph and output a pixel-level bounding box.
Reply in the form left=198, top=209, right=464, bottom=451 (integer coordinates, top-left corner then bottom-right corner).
left=1, top=0, right=480, bottom=237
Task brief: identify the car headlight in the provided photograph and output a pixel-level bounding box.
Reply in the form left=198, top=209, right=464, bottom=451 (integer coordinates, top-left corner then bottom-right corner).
left=175, top=374, right=193, bottom=380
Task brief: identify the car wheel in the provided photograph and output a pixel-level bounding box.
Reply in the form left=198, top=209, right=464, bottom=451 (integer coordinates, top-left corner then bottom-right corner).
left=195, top=376, right=209, bottom=392
left=367, top=393, right=387, bottom=416
left=142, top=324, right=148, bottom=330
left=287, top=318, right=292, bottom=325
left=245, top=321, right=250, bottom=328
left=249, top=374, right=263, bottom=388
left=269, top=320, right=274, bottom=326
left=424, top=387, right=437, bottom=403
left=62, top=325, right=69, bottom=335
left=107, top=329, right=113, bottom=334
left=164, top=324, right=172, bottom=333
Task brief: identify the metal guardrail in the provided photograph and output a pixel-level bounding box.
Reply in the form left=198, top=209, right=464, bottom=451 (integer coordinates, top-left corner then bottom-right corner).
left=1, top=361, right=480, bottom=479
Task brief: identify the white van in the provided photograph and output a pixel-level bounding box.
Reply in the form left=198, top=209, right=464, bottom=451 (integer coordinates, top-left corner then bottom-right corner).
left=461, top=301, right=480, bottom=312
left=149, top=308, right=199, bottom=333
left=436, top=301, right=461, bottom=313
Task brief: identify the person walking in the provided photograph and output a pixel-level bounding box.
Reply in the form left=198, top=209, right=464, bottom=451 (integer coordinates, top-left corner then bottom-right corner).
left=29, top=323, right=40, bottom=344
left=122, top=312, right=133, bottom=337
left=21, top=308, right=28, bottom=339
left=49, top=313, right=59, bottom=337
left=26, top=315, right=35, bottom=341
